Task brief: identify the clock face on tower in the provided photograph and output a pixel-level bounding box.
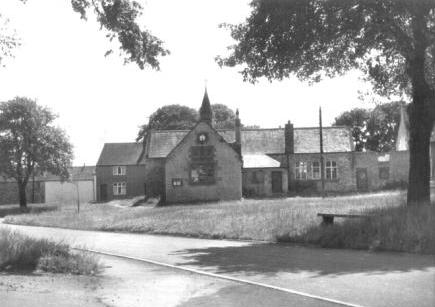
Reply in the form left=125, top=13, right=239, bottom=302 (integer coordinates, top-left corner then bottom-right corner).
left=197, top=133, right=208, bottom=144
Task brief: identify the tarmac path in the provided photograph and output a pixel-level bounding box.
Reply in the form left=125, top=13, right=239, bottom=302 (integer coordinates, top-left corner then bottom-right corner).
left=1, top=222, right=434, bottom=307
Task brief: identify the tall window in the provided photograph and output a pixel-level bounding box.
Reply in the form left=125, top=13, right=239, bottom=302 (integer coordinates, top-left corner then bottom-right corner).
left=295, top=161, right=308, bottom=180
left=113, top=166, right=126, bottom=176
left=311, top=161, right=321, bottom=179
left=113, top=182, right=126, bottom=195
left=190, top=145, right=215, bottom=185
left=325, top=161, right=338, bottom=180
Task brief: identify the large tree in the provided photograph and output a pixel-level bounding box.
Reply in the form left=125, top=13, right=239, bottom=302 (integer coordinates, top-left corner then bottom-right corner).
left=219, top=0, right=435, bottom=205
left=1, top=0, right=169, bottom=69
left=0, top=97, right=73, bottom=208
left=136, top=103, right=242, bottom=142
left=334, top=101, right=402, bottom=152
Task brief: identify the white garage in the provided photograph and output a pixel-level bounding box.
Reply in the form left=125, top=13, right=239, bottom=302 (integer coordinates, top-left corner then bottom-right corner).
left=43, top=166, right=96, bottom=205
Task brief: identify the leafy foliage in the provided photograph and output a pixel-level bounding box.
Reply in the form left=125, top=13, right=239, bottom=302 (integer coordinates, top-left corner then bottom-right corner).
left=0, top=15, right=19, bottom=66
left=212, top=103, right=236, bottom=129
left=219, top=0, right=435, bottom=205
left=219, top=0, right=434, bottom=95
left=136, top=103, right=241, bottom=142
left=334, top=101, right=402, bottom=152
left=70, top=0, right=169, bottom=69
left=0, top=97, right=73, bottom=207
left=2, top=0, right=168, bottom=69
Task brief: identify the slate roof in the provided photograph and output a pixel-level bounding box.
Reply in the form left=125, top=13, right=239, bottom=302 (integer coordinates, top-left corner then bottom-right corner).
left=146, top=127, right=352, bottom=158
left=97, top=143, right=145, bottom=166
left=148, top=130, right=189, bottom=159
left=243, top=154, right=281, bottom=168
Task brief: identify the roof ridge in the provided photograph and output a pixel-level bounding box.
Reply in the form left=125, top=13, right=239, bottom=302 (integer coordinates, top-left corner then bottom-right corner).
left=104, top=142, right=140, bottom=145
left=150, top=129, right=191, bottom=133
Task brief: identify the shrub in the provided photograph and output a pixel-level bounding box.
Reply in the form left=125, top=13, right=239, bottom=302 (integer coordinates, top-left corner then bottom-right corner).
left=38, top=252, right=101, bottom=275
left=0, top=229, right=101, bottom=274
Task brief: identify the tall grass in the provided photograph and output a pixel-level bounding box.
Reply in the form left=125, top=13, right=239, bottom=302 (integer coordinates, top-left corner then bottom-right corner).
left=278, top=204, right=435, bottom=254
left=5, top=191, right=403, bottom=242
left=0, top=229, right=101, bottom=274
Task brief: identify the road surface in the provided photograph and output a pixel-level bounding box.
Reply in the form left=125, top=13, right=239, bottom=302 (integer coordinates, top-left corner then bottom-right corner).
left=2, top=223, right=434, bottom=307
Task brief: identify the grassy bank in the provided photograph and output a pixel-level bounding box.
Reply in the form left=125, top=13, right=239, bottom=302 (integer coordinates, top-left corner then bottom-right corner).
left=0, top=229, right=101, bottom=274
left=5, top=192, right=402, bottom=241
left=278, top=204, right=435, bottom=254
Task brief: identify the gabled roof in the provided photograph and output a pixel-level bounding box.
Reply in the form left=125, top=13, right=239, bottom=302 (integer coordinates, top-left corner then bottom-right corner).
left=97, top=143, right=145, bottom=166
left=148, top=130, right=189, bottom=158
left=165, top=121, right=242, bottom=161
left=146, top=126, right=352, bottom=158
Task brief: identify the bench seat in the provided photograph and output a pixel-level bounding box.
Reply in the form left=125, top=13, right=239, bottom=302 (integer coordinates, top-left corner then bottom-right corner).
left=317, top=213, right=372, bottom=225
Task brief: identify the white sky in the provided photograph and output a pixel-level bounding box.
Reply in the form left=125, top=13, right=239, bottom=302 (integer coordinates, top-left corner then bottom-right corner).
left=0, top=0, right=374, bottom=166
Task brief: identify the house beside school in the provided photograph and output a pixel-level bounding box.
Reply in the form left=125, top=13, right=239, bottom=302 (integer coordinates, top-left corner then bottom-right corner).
left=95, top=90, right=418, bottom=204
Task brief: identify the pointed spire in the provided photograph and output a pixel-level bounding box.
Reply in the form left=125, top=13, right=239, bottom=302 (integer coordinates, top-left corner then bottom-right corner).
left=199, top=87, right=213, bottom=125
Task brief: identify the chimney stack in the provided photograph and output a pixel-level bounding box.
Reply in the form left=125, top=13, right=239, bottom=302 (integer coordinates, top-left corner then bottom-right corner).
left=285, top=120, right=294, bottom=154
left=235, top=109, right=241, bottom=145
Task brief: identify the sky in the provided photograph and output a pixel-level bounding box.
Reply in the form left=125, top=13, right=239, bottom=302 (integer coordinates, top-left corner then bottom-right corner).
left=0, top=0, right=375, bottom=166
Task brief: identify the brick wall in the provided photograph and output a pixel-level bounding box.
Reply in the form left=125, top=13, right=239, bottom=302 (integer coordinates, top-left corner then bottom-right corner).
left=165, top=122, right=242, bottom=203
left=0, top=180, right=44, bottom=205
left=96, top=165, right=147, bottom=201
left=353, top=151, right=409, bottom=191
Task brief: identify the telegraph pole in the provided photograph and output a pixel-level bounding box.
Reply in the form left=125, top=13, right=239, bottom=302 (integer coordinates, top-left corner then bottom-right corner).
left=319, top=107, right=325, bottom=197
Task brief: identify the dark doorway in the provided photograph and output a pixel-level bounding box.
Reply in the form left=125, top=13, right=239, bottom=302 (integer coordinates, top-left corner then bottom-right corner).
left=100, top=184, right=108, bottom=202
left=271, top=171, right=283, bottom=193
left=356, top=168, right=369, bottom=192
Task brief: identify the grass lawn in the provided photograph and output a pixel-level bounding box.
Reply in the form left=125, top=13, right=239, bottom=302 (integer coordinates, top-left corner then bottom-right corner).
left=4, top=191, right=403, bottom=241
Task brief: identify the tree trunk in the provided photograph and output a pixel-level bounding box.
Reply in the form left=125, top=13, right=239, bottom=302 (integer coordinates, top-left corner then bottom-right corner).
left=407, top=106, right=432, bottom=206
left=18, top=182, right=27, bottom=209
left=406, top=10, right=434, bottom=206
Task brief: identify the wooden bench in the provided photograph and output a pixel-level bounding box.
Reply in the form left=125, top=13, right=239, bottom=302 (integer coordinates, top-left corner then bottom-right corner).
left=317, top=213, right=371, bottom=225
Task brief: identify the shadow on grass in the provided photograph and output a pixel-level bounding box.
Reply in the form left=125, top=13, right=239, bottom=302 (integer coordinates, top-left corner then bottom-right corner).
left=0, top=204, right=57, bottom=218
left=172, top=243, right=435, bottom=277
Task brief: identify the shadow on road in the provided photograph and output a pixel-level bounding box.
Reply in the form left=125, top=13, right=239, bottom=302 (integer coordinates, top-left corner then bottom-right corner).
left=172, top=243, right=435, bottom=277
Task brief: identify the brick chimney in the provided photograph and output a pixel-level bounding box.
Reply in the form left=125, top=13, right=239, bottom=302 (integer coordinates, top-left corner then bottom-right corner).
left=285, top=120, right=294, bottom=154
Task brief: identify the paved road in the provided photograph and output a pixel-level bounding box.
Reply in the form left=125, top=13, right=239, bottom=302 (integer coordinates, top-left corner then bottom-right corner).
left=2, top=223, right=435, bottom=307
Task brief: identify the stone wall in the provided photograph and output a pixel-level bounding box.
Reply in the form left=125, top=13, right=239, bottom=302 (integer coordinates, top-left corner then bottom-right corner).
left=242, top=168, right=288, bottom=197
left=165, top=122, right=242, bottom=203
left=353, top=151, right=409, bottom=191
left=45, top=180, right=94, bottom=204
left=143, top=158, right=165, bottom=197
left=287, top=152, right=356, bottom=193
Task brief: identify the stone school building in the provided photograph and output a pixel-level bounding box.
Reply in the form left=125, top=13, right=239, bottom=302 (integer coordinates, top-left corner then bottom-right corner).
left=96, top=90, right=411, bottom=204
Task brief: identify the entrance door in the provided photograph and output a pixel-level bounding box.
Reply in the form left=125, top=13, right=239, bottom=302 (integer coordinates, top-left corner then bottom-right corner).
left=100, top=184, right=108, bottom=202
left=356, top=168, right=368, bottom=192
left=271, top=171, right=283, bottom=193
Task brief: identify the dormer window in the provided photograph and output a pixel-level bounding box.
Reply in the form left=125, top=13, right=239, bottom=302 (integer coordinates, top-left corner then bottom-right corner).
left=113, top=166, right=126, bottom=176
